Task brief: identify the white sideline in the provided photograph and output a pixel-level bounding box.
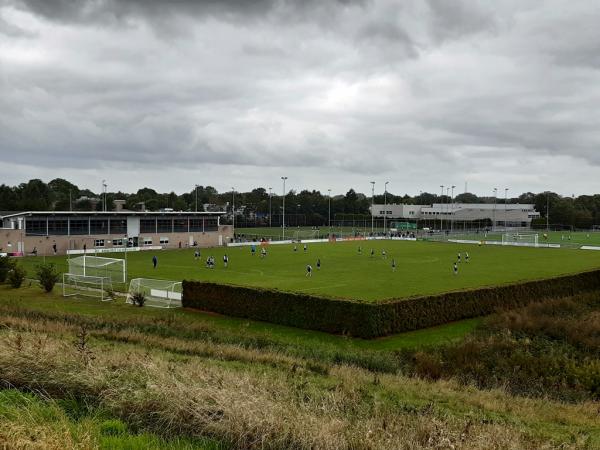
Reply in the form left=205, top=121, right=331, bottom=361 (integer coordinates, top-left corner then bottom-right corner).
left=67, top=246, right=163, bottom=255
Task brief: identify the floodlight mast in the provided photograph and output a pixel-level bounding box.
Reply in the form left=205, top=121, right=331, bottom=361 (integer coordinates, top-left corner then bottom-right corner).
left=440, top=185, right=444, bottom=231
left=268, top=187, right=272, bottom=227
left=450, top=185, right=455, bottom=233
left=370, top=181, right=375, bottom=234
left=384, top=181, right=389, bottom=235
left=281, top=177, right=288, bottom=240
left=493, top=188, right=498, bottom=231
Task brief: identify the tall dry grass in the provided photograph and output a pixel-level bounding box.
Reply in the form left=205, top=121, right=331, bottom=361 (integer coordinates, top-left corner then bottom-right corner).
left=0, top=329, right=596, bottom=450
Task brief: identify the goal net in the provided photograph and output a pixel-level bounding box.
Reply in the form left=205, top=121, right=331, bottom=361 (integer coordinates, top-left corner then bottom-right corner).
left=68, top=256, right=126, bottom=284
left=126, top=278, right=182, bottom=308
left=62, top=273, right=113, bottom=301
left=501, top=233, right=539, bottom=247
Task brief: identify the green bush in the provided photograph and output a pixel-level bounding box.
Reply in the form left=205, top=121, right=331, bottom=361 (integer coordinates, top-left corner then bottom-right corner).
left=131, top=292, right=146, bottom=307
left=0, top=256, right=16, bottom=283
left=35, top=263, right=60, bottom=293
left=182, top=269, right=600, bottom=338
left=7, top=265, right=26, bottom=289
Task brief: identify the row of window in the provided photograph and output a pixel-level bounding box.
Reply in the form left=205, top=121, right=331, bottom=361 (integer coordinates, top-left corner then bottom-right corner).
left=93, top=237, right=170, bottom=247
left=25, top=217, right=218, bottom=236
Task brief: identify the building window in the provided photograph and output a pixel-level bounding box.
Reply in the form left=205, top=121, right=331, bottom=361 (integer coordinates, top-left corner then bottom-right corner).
left=173, top=218, right=188, bottom=232
left=189, top=218, right=203, bottom=232
left=140, top=219, right=156, bottom=233
left=157, top=219, right=173, bottom=233
left=94, top=239, right=105, bottom=247
left=110, top=219, right=127, bottom=234
left=25, top=219, right=47, bottom=236
left=69, top=219, right=89, bottom=235
left=112, top=239, right=124, bottom=246
left=204, top=218, right=218, bottom=231
left=159, top=237, right=169, bottom=245
left=48, top=219, right=69, bottom=235
left=90, top=219, right=109, bottom=234
left=143, top=237, right=153, bottom=245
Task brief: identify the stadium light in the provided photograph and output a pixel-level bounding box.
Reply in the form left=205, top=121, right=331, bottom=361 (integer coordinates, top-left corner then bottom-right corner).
left=281, top=177, right=288, bottom=240
left=268, top=187, right=272, bottom=227
left=493, top=188, right=498, bottom=232
left=195, top=184, right=199, bottom=212
left=384, top=181, right=389, bottom=235
left=440, top=185, right=444, bottom=231
left=505, top=188, right=509, bottom=229
left=370, top=181, right=375, bottom=234
left=231, top=188, right=235, bottom=231
left=327, top=189, right=331, bottom=229
left=102, top=180, right=107, bottom=212
left=450, top=185, right=455, bottom=233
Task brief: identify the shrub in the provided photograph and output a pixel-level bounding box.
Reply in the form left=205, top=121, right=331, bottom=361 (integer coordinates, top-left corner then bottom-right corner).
left=0, top=255, right=16, bottom=283
left=7, top=264, right=26, bottom=288
left=35, top=263, right=60, bottom=293
left=131, top=292, right=146, bottom=307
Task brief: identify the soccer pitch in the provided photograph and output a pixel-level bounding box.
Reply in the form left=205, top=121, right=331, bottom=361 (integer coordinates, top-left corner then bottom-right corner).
left=21, top=240, right=600, bottom=301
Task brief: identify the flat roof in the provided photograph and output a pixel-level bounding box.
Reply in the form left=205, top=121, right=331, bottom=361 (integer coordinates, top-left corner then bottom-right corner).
left=1, top=211, right=225, bottom=219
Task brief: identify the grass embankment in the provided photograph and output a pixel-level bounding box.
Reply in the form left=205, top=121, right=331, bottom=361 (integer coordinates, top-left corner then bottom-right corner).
left=0, top=286, right=599, bottom=448
left=19, top=240, right=600, bottom=301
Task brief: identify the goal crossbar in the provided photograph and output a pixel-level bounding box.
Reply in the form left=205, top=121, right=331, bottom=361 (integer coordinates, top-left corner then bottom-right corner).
left=62, top=273, right=113, bottom=302
left=126, top=278, right=182, bottom=309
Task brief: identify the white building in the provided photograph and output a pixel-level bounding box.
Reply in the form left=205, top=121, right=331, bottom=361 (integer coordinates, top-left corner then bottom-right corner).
left=370, top=203, right=539, bottom=229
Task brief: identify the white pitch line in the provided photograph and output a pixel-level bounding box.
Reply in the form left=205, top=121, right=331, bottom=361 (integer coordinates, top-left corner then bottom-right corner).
left=294, top=283, right=348, bottom=293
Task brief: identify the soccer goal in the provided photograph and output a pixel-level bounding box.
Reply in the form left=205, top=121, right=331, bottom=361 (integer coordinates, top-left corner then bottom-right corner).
left=62, top=273, right=113, bottom=301
left=501, top=233, right=539, bottom=247
left=126, top=278, right=182, bottom=308
left=68, top=256, right=126, bottom=284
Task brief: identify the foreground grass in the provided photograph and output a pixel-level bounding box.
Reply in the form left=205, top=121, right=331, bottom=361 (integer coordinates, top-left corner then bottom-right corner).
left=0, top=286, right=599, bottom=448
left=19, top=240, right=600, bottom=301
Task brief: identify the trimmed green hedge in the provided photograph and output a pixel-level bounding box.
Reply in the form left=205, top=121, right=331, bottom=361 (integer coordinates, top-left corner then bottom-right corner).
left=182, top=269, right=600, bottom=338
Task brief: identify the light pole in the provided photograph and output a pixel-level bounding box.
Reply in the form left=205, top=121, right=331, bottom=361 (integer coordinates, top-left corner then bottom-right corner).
left=546, top=191, right=550, bottom=231
left=384, top=181, right=389, bottom=236
left=504, top=188, right=509, bottom=230
left=231, top=188, right=235, bottom=231
left=268, top=187, right=272, bottom=227
left=327, top=189, right=331, bottom=230
left=370, top=181, right=375, bottom=234
left=195, top=184, right=199, bottom=212
left=281, top=177, right=287, bottom=240
left=492, top=188, right=498, bottom=231
left=450, top=185, right=455, bottom=233
left=102, top=180, right=107, bottom=212
left=440, top=185, right=444, bottom=231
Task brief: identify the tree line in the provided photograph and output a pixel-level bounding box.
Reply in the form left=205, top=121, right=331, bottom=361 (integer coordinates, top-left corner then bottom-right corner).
left=1, top=178, right=600, bottom=229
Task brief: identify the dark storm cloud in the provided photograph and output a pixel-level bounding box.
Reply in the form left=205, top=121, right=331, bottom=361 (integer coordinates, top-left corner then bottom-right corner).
left=2, top=0, right=600, bottom=195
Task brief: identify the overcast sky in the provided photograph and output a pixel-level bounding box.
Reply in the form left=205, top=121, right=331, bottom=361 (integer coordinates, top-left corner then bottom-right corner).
left=1, top=0, right=600, bottom=197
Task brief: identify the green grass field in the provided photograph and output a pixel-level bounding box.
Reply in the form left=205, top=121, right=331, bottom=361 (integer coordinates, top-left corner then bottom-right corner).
left=437, top=230, right=600, bottom=247
left=20, top=240, right=600, bottom=301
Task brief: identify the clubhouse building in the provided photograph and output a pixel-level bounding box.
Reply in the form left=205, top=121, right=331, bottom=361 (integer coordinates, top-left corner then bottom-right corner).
left=370, top=203, right=540, bottom=230
left=0, top=210, right=232, bottom=256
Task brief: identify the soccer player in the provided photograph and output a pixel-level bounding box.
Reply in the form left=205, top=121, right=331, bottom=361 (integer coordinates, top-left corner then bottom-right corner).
left=303, top=244, right=308, bottom=252
left=382, top=249, right=387, bottom=259
left=370, top=248, right=375, bottom=258
left=306, top=264, right=313, bottom=277
left=152, top=255, right=158, bottom=269
left=316, top=258, right=321, bottom=270
left=465, top=252, right=470, bottom=263
left=251, top=245, right=256, bottom=256
left=453, top=262, right=458, bottom=275
left=223, top=254, right=228, bottom=268
left=261, top=247, right=267, bottom=258
left=293, top=245, right=297, bottom=252
left=457, top=252, right=461, bottom=263
left=358, top=246, right=362, bottom=255
left=391, top=258, right=396, bottom=272
left=194, top=249, right=200, bottom=260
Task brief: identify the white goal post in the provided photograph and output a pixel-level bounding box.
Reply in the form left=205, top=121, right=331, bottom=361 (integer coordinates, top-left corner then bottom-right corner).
left=501, top=233, right=539, bottom=247
left=126, top=278, right=182, bottom=308
left=62, top=273, right=113, bottom=302
left=68, top=256, right=126, bottom=284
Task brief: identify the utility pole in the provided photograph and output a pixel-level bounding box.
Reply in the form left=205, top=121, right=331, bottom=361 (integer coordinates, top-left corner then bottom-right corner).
left=268, top=187, right=272, bottom=227
left=546, top=191, right=550, bottom=231
left=69, top=189, right=72, bottom=211
left=384, top=181, right=389, bottom=236
left=370, top=181, right=375, bottom=234
left=281, top=177, right=287, bottom=240
left=102, top=180, right=107, bottom=212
